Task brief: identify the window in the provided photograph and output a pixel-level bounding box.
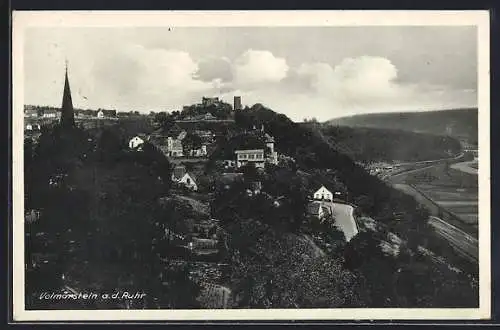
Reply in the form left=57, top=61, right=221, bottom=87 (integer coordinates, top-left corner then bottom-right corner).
left=249, top=154, right=255, bottom=159
left=239, top=154, right=247, bottom=159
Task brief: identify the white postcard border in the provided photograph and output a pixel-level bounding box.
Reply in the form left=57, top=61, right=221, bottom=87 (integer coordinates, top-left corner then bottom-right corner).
left=12, top=10, right=491, bottom=321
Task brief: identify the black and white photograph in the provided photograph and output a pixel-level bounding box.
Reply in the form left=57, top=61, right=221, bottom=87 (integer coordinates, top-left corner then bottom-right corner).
left=12, top=11, right=490, bottom=321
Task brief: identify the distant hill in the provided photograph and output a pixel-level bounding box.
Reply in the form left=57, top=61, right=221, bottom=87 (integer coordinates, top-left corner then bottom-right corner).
left=326, top=108, right=478, bottom=144
left=320, top=126, right=462, bottom=163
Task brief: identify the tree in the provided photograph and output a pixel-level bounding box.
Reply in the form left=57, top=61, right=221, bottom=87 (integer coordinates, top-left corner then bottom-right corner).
left=182, top=133, right=203, bottom=154
left=209, top=102, right=232, bottom=119
left=241, top=163, right=259, bottom=182
left=97, top=128, right=123, bottom=162
left=354, top=194, right=374, bottom=214
left=154, top=112, right=176, bottom=131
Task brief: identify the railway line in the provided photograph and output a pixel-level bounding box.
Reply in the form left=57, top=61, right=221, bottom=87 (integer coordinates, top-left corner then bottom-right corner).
left=428, top=216, right=478, bottom=262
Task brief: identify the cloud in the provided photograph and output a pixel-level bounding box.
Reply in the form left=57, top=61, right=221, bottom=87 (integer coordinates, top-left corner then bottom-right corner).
left=194, top=57, right=233, bottom=83
left=296, top=56, right=412, bottom=102
left=221, top=55, right=477, bottom=121
left=85, top=45, right=214, bottom=111
left=23, top=29, right=476, bottom=121
left=233, top=49, right=289, bottom=87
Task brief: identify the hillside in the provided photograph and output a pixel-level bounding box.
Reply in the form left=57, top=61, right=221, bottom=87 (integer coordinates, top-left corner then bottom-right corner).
left=223, top=104, right=478, bottom=307
left=327, top=108, right=478, bottom=144
left=320, top=126, right=462, bottom=163
left=25, top=103, right=478, bottom=309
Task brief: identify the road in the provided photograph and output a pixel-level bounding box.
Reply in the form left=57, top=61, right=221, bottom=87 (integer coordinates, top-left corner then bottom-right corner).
left=391, top=183, right=478, bottom=263
left=386, top=158, right=478, bottom=263
left=428, top=216, right=478, bottom=262
left=384, top=152, right=465, bottom=183
left=312, top=125, right=477, bottom=261
left=388, top=152, right=465, bottom=168
left=320, top=201, right=359, bottom=242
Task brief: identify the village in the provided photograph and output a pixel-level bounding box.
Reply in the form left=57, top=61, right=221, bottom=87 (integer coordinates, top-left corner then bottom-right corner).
left=114, top=95, right=360, bottom=307
left=126, top=95, right=358, bottom=234
left=24, top=87, right=360, bottom=308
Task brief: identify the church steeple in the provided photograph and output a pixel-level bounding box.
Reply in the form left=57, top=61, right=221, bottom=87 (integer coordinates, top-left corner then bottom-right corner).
left=60, top=60, right=75, bottom=128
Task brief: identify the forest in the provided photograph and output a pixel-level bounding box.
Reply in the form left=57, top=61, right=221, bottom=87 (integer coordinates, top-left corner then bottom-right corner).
left=327, top=108, right=478, bottom=144
left=24, top=124, right=201, bottom=309
left=320, top=125, right=462, bottom=163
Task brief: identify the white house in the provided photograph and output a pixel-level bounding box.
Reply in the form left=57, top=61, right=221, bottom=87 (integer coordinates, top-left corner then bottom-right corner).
left=313, top=186, right=333, bottom=201
left=129, top=136, right=145, bottom=150
left=223, top=159, right=236, bottom=168
left=166, top=136, right=184, bottom=157
left=189, top=145, right=207, bottom=157
left=42, top=109, right=59, bottom=118
left=171, top=165, right=198, bottom=191
left=97, top=110, right=104, bottom=119
left=235, top=149, right=265, bottom=169
left=264, top=132, right=278, bottom=165
left=177, top=173, right=198, bottom=191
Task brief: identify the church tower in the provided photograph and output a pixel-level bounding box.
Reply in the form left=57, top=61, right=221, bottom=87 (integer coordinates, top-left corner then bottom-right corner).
left=60, top=61, right=75, bottom=128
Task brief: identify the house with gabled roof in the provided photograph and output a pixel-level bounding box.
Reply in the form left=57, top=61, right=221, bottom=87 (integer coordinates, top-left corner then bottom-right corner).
left=171, top=165, right=198, bottom=191
left=129, top=136, right=145, bottom=150
left=313, top=185, right=333, bottom=201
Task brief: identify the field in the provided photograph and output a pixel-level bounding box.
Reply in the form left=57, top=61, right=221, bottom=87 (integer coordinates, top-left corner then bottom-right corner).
left=414, top=185, right=479, bottom=226
left=403, top=164, right=479, bottom=234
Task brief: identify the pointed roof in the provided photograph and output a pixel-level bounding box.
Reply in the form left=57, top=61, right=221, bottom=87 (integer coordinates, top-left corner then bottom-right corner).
left=60, top=62, right=75, bottom=128
left=314, top=185, right=333, bottom=195
left=172, top=165, right=187, bottom=180
left=183, top=172, right=197, bottom=183
left=264, top=133, right=275, bottom=143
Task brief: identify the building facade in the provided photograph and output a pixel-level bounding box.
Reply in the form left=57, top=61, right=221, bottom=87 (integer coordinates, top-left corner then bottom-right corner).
left=235, top=149, right=266, bottom=169
left=202, top=97, right=219, bottom=107
left=43, top=109, right=60, bottom=119
left=264, top=132, right=278, bottom=165
left=234, top=96, right=242, bottom=111
left=129, top=136, right=145, bottom=150
left=313, top=186, right=333, bottom=201
left=171, top=165, right=198, bottom=191
left=189, top=145, right=208, bottom=157
left=24, top=106, right=39, bottom=118
left=167, top=137, right=184, bottom=157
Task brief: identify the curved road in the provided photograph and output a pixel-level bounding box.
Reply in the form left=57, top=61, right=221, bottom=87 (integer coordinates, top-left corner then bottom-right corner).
left=321, top=201, right=359, bottom=242
left=386, top=156, right=478, bottom=263
left=312, top=126, right=477, bottom=261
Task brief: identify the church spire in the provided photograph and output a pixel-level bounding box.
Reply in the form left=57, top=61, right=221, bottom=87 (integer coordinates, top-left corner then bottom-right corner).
left=60, top=59, right=75, bottom=128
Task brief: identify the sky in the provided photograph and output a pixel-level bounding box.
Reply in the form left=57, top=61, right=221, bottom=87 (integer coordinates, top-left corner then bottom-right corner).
left=24, top=26, right=478, bottom=121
